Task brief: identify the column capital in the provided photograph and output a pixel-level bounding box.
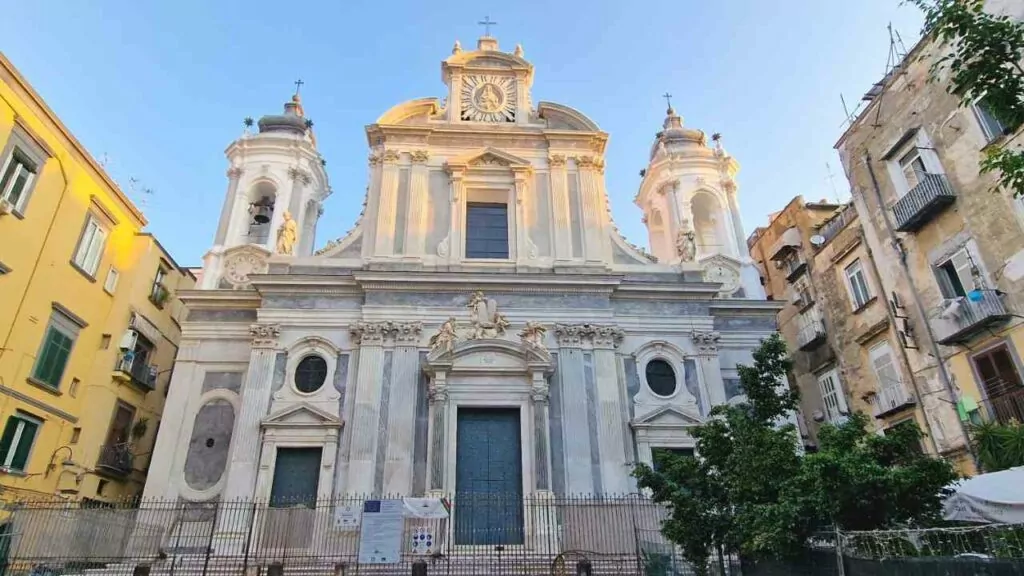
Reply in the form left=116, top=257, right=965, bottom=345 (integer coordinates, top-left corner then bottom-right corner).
left=249, top=323, right=281, bottom=348
left=554, top=323, right=624, bottom=349
left=227, top=166, right=244, bottom=179
left=411, top=150, right=430, bottom=164
left=691, top=330, right=722, bottom=356
left=368, top=152, right=381, bottom=166
left=350, top=321, right=423, bottom=346
left=547, top=153, right=566, bottom=167
left=288, top=166, right=312, bottom=184
left=381, top=149, right=401, bottom=165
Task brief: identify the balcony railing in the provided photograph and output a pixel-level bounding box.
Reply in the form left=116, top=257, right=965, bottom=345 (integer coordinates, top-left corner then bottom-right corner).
left=873, top=384, right=916, bottom=418
left=114, top=352, right=157, bottom=391
left=930, top=291, right=1011, bottom=345
left=797, top=319, right=827, bottom=350
left=815, top=204, right=857, bottom=251
left=892, top=173, right=957, bottom=232
left=985, top=384, right=1024, bottom=425
left=96, top=442, right=134, bottom=476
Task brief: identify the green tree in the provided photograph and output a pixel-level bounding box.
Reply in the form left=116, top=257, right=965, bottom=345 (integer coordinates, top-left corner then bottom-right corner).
left=910, top=0, right=1024, bottom=196
left=634, top=334, right=959, bottom=572
left=971, top=420, right=1024, bottom=472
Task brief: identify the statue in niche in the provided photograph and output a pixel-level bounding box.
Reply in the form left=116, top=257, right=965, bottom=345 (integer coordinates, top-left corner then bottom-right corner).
left=276, top=211, right=298, bottom=255
left=429, top=317, right=459, bottom=354
left=518, top=321, right=547, bottom=348
left=467, top=291, right=509, bottom=339
left=675, top=218, right=697, bottom=262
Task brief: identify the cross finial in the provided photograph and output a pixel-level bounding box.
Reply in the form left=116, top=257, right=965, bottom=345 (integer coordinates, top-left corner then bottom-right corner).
left=662, top=92, right=674, bottom=113
left=294, top=79, right=304, bottom=95
left=478, top=16, right=498, bottom=36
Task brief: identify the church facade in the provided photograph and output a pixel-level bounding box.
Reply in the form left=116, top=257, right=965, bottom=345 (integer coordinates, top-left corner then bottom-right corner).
left=143, top=33, right=779, bottom=548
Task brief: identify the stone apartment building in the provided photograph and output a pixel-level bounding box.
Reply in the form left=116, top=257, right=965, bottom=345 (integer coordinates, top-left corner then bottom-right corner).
left=748, top=197, right=845, bottom=447
left=834, top=6, right=1024, bottom=472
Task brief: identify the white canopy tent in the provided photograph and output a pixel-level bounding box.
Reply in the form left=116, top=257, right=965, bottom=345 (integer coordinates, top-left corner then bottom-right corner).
left=943, top=466, right=1024, bottom=524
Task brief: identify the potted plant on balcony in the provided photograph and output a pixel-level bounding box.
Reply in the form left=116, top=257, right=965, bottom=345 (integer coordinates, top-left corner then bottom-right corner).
left=150, top=284, right=171, bottom=308
left=131, top=418, right=149, bottom=441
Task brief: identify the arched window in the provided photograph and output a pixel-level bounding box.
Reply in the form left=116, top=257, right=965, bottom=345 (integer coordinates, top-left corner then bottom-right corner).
left=691, top=193, right=728, bottom=257
left=294, top=355, right=327, bottom=393
left=247, top=181, right=277, bottom=245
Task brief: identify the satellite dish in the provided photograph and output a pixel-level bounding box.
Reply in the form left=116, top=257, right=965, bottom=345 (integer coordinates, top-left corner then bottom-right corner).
left=809, top=235, right=826, bottom=247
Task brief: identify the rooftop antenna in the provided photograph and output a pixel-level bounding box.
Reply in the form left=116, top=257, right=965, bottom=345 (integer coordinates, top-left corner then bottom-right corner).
left=825, top=162, right=842, bottom=203
left=871, top=22, right=909, bottom=128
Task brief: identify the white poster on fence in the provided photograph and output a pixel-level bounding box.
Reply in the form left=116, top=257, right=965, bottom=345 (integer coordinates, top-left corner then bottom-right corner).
left=357, top=499, right=404, bottom=564
left=333, top=503, right=362, bottom=530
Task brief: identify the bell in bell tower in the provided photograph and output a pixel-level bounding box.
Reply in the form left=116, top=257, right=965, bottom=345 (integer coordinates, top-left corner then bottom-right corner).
left=200, top=85, right=331, bottom=289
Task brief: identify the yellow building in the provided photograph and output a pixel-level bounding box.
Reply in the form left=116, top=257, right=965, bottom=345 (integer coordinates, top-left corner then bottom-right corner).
left=0, top=52, right=194, bottom=503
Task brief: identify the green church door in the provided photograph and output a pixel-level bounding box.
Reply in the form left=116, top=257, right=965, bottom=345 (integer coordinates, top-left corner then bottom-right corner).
left=454, top=408, right=524, bottom=545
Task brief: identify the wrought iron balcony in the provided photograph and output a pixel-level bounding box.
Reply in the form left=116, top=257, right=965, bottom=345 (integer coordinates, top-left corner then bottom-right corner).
left=930, top=291, right=1011, bottom=345
left=892, top=173, right=957, bottom=232
left=985, top=383, right=1024, bottom=425
left=113, top=351, right=157, bottom=391
left=96, top=443, right=134, bottom=476
left=873, top=384, right=916, bottom=418
left=797, top=319, right=827, bottom=350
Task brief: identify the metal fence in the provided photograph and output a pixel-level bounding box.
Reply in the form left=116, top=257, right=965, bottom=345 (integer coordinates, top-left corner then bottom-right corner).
left=0, top=494, right=716, bottom=576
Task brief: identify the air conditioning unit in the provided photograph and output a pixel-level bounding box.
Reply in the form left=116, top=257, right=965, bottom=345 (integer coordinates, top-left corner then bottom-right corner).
left=0, top=198, right=13, bottom=216
left=119, top=329, right=139, bottom=350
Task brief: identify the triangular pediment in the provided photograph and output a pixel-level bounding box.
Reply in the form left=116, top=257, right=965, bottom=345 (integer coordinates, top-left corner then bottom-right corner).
left=446, top=147, right=532, bottom=170
left=262, top=403, right=343, bottom=429
left=631, top=405, right=702, bottom=429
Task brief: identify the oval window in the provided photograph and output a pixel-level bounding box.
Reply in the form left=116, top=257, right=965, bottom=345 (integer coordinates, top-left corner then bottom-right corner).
left=295, top=355, right=327, bottom=393
left=645, top=359, right=677, bottom=397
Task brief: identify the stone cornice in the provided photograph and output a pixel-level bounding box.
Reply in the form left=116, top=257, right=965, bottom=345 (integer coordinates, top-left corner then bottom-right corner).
left=351, top=271, right=622, bottom=293
left=708, top=300, right=786, bottom=312
left=177, top=289, right=263, bottom=309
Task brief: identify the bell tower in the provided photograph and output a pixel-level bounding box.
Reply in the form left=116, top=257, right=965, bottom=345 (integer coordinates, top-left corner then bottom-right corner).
left=200, top=90, right=331, bottom=289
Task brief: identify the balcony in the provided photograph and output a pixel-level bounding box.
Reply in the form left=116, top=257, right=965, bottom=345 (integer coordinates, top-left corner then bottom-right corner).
left=769, top=227, right=802, bottom=261
left=96, top=443, right=134, bottom=477
left=873, top=384, right=916, bottom=418
left=985, top=384, right=1024, bottom=425
left=797, top=319, right=827, bottom=350
left=113, top=351, right=157, bottom=392
left=892, top=173, right=957, bottom=232
left=930, top=291, right=1011, bottom=345
left=784, top=255, right=808, bottom=283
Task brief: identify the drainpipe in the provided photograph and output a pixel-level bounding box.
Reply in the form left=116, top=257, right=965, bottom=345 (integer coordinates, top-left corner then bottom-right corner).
left=863, top=153, right=978, bottom=469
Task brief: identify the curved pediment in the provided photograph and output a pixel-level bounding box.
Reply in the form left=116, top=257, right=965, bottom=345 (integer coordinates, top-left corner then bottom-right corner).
left=425, top=338, right=552, bottom=374
left=538, top=102, right=601, bottom=132
left=375, top=97, right=441, bottom=126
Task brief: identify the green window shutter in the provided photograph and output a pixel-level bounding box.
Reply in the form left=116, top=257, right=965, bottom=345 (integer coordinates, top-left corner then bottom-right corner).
left=33, top=328, right=73, bottom=388
left=0, top=418, right=18, bottom=465
left=9, top=420, right=38, bottom=470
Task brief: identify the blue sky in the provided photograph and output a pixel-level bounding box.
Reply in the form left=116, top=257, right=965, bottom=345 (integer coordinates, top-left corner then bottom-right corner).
left=2, top=1, right=923, bottom=266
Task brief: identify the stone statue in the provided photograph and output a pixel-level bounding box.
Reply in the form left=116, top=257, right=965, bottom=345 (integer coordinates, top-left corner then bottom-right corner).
left=276, top=211, right=298, bottom=255
left=429, top=317, right=459, bottom=354
left=467, top=291, right=509, bottom=339
left=676, top=229, right=697, bottom=262
left=518, top=322, right=547, bottom=348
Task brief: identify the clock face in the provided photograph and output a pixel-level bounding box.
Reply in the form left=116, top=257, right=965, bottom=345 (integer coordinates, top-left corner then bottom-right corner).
left=460, top=75, right=516, bottom=122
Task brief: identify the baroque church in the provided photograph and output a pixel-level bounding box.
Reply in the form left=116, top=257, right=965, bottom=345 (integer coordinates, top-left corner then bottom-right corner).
left=143, top=32, right=779, bottom=549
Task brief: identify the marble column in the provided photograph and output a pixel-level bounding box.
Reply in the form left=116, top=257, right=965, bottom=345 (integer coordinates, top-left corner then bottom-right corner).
left=548, top=154, right=572, bottom=262
left=553, top=326, right=594, bottom=495
left=404, top=150, right=431, bottom=257
left=692, top=331, right=726, bottom=406
left=576, top=156, right=605, bottom=263
left=345, top=322, right=388, bottom=494
left=382, top=326, right=424, bottom=494
left=591, top=327, right=630, bottom=494
left=373, top=150, right=402, bottom=257
left=213, top=324, right=280, bottom=555
left=426, top=372, right=450, bottom=495
left=440, top=170, right=465, bottom=263
left=214, top=167, right=243, bottom=246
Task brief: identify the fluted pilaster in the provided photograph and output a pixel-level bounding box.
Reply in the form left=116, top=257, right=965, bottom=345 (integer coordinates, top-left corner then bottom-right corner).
left=214, top=167, right=243, bottom=246
left=576, top=156, right=606, bottom=262
left=404, top=150, right=431, bottom=256
left=548, top=154, right=572, bottom=261
left=373, top=150, right=402, bottom=256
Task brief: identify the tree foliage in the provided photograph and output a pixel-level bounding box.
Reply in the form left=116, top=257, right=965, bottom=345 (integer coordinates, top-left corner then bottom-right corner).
left=633, top=334, right=957, bottom=572
left=910, top=0, right=1024, bottom=196
left=971, top=419, right=1024, bottom=472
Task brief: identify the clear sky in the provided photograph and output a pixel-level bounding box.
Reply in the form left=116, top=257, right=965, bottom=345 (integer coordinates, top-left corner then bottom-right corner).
left=2, top=1, right=923, bottom=266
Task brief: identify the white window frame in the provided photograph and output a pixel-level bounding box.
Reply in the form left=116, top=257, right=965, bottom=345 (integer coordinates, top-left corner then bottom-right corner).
left=816, top=368, right=848, bottom=424
left=844, top=259, right=872, bottom=310
left=885, top=131, right=945, bottom=198
left=0, top=128, right=46, bottom=216
left=869, top=341, right=903, bottom=396
left=0, top=413, right=42, bottom=471
left=972, top=99, right=1007, bottom=143
left=103, top=267, right=120, bottom=295
left=935, top=246, right=979, bottom=299
left=0, top=150, right=37, bottom=213
left=72, top=214, right=108, bottom=277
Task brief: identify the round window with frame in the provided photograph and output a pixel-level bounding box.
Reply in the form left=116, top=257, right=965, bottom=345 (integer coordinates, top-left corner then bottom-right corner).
left=294, top=355, right=328, bottom=394
left=645, top=359, right=678, bottom=397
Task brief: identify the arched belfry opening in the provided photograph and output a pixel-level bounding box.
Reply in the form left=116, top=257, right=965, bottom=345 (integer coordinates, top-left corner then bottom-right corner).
left=247, top=181, right=277, bottom=245
left=691, top=192, right=729, bottom=258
